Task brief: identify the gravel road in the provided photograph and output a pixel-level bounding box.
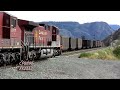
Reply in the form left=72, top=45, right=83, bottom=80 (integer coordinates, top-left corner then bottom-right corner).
left=0, top=53, right=120, bottom=79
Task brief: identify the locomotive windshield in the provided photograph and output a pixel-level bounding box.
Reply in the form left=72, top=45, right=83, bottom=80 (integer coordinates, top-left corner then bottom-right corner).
left=11, top=18, right=16, bottom=28
left=39, top=24, right=49, bottom=30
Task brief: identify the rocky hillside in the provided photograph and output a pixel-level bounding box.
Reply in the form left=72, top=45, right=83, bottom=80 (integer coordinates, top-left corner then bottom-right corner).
left=103, top=28, right=120, bottom=46
left=39, top=21, right=115, bottom=40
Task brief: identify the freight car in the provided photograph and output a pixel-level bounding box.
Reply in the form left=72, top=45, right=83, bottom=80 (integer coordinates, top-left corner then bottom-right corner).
left=98, top=40, right=101, bottom=47
left=69, top=37, right=77, bottom=50
left=90, top=40, right=93, bottom=48
left=76, top=38, right=82, bottom=50
left=82, top=40, right=92, bottom=49
left=60, top=36, right=69, bottom=51
left=60, top=37, right=83, bottom=51
left=96, top=40, right=101, bottom=47
left=101, top=41, right=105, bottom=47
left=100, top=41, right=103, bottom=47
left=93, top=40, right=97, bottom=48
left=96, top=40, right=98, bottom=47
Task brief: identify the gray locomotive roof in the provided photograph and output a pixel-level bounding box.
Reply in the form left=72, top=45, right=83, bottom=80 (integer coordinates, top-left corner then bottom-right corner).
left=39, top=23, right=59, bottom=29
left=29, top=21, right=39, bottom=27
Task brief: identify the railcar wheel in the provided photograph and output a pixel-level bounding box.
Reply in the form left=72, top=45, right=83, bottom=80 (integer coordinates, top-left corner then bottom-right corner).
left=58, top=50, right=62, bottom=55
left=28, top=51, right=36, bottom=61
left=6, top=53, right=11, bottom=65
left=3, top=53, right=11, bottom=65
left=0, top=54, right=4, bottom=66
left=35, top=52, right=41, bottom=60
left=28, top=52, right=33, bottom=61
left=15, top=53, right=21, bottom=62
left=53, top=49, right=56, bottom=57
left=29, top=54, right=34, bottom=61
left=10, top=53, right=16, bottom=65
left=23, top=52, right=28, bottom=61
left=3, top=53, right=10, bottom=65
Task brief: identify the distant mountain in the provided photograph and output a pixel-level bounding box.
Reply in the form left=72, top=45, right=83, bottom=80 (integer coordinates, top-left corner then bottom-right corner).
left=110, top=25, right=120, bottom=31
left=39, top=21, right=115, bottom=40
left=80, top=22, right=114, bottom=40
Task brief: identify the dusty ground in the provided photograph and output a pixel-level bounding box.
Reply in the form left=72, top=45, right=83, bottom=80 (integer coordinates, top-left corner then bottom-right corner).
left=0, top=53, right=120, bottom=79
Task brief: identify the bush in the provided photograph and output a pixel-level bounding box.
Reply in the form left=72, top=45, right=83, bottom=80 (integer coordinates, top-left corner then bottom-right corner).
left=79, top=53, right=93, bottom=58
left=79, top=48, right=117, bottom=60
left=97, top=50, right=107, bottom=59
left=104, top=48, right=113, bottom=54
left=113, top=46, right=120, bottom=59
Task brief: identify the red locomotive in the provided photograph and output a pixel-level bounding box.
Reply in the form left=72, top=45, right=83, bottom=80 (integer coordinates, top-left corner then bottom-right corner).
left=0, top=12, right=104, bottom=66
left=0, top=12, right=61, bottom=65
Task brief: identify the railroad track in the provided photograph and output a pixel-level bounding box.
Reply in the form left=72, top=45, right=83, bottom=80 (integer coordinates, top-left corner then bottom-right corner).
left=61, top=47, right=105, bottom=56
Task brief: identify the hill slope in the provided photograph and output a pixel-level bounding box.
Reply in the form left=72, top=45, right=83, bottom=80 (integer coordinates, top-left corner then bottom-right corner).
left=103, top=28, right=120, bottom=46
left=39, top=21, right=115, bottom=40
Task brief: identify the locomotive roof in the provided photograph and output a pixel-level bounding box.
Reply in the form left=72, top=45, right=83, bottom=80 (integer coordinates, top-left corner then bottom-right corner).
left=0, top=11, right=17, bottom=18
left=52, top=25, right=59, bottom=29
left=29, top=21, right=39, bottom=27
left=0, top=12, right=39, bottom=27
left=39, top=23, right=59, bottom=29
left=18, top=19, right=39, bottom=27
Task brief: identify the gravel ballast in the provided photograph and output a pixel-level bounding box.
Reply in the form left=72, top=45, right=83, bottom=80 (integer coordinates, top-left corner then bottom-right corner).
left=0, top=54, right=120, bottom=79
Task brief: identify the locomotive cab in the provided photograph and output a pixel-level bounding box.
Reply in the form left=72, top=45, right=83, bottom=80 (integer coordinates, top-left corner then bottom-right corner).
left=0, top=12, right=22, bottom=65
left=2, top=13, right=18, bottom=39
left=0, top=12, right=22, bottom=48
left=38, top=24, right=61, bottom=56
left=51, top=26, right=60, bottom=46
left=2, top=13, right=11, bottom=39
left=51, top=26, right=61, bottom=55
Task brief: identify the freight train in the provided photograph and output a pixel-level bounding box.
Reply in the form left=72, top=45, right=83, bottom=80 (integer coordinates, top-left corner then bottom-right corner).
left=0, top=12, right=104, bottom=66
left=60, top=36, right=104, bottom=51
